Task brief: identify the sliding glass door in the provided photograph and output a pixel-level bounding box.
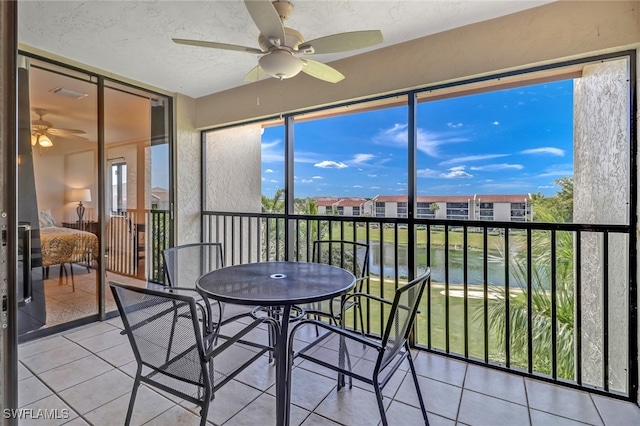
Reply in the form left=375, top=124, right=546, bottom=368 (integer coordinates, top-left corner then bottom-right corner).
left=17, top=55, right=173, bottom=337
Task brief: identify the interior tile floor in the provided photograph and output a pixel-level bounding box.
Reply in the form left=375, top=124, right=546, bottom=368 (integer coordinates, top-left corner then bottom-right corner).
left=18, top=318, right=640, bottom=426
left=40, top=264, right=145, bottom=328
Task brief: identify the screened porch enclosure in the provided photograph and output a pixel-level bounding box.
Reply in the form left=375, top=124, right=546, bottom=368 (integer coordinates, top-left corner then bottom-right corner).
left=195, top=52, right=637, bottom=402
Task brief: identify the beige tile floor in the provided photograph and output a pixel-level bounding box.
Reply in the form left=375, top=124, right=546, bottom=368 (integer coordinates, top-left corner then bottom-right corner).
left=18, top=318, right=640, bottom=426
left=40, top=264, right=146, bottom=328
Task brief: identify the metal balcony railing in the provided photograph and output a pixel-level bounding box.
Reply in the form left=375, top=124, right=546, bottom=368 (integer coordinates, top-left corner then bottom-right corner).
left=106, top=210, right=170, bottom=284
left=200, top=210, right=637, bottom=402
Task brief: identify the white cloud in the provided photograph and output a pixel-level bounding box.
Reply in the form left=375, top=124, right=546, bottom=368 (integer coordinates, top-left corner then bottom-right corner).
left=469, top=163, right=524, bottom=171
left=370, top=186, right=380, bottom=189
left=521, top=147, right=565, bottom=156
left=353, top=185, right=363, bottom=188
left=417, top=168, right=439, bottom=178
left=440, top=166, right=473, bottom=179
left=368, top=174, right=377, bottom=178
left=351, top=153, right=375, bottom=164
left=373, top=123, right=469, bottom=158
left=269, top=179, right=278, bottom=183
left=312, top=176, right=323, bottom=179
left=261, top=140, right=284, bottom=163
left=538, top=185, right=555, bottom=189
left=482, top=182, right=531, bottom=190
left=537, top=164, right=573, bottom=178
left=493, top=121, right=500, bottom=125
left=447, top=122, right=463, bottom=128
left=265, top=169, right=274, bottom=173
left=301, top=179, right=313, bottom=183
left=314, top=160, right=348, bottom=169
left=261, top=177, right=265, bottom=181
left=440, top=154, right=509, bottom=166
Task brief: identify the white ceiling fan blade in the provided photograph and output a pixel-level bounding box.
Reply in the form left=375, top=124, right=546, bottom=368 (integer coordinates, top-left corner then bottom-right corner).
left=244, top=0, right=286, bottom=47
left=48, top=127, right=85, bottom=135
left=243, top=65, right=270, bottom=83
left=299, top=30, right=383, bottom=54
left=173, top=38, right=263, bottom=54
left=301, top=59, right=345, bottom=83
left=47, top=131, right=89, bottom=141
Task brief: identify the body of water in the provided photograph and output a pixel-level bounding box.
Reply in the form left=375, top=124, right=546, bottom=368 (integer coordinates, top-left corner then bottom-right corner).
left=368, top=242, right=523, bottom=288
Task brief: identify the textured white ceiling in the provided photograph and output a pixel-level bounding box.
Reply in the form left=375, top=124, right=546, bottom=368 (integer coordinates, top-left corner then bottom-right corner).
left=18, top=1, right=552, bottom=98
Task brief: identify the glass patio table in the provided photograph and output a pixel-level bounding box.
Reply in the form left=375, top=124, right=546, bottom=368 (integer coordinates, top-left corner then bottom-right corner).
left=196, top=261, right=356, bottom=426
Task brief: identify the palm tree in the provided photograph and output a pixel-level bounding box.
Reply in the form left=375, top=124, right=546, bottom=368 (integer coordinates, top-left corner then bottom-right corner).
left=480, top=204, right=575, bottom=379
left=261, top=188, right=284, bottom=213
left=260, top=191, right=329, bottom=260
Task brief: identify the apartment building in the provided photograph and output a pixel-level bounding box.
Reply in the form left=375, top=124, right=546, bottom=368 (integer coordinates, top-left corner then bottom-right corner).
left=315, top=198, right=371, bottom=216
left=371, top=194, right=533, bottom=221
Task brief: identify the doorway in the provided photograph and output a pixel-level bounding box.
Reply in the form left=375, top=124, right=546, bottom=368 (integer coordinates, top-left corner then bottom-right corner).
left=18, top=56, right=173, bottom=337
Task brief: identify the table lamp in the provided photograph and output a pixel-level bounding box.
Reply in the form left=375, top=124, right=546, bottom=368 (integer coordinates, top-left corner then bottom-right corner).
left=68, top=188, right=91, bottom=222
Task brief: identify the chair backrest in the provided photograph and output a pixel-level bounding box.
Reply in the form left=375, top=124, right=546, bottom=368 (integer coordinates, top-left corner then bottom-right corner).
left=312, top=240, right=370, bottom=279
left=109, top=281, right=210, bottom=400
left=378, top=269, right=431, bottom=368
left=162, top=243, right=224, bottom=288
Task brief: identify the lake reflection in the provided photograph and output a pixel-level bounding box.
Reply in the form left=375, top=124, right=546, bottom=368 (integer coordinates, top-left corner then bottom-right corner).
left=368, top=242, right=521, bottom=287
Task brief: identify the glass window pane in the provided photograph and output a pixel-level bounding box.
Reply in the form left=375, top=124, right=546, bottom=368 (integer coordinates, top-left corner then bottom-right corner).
left=294, top=98, right=408, bottom=214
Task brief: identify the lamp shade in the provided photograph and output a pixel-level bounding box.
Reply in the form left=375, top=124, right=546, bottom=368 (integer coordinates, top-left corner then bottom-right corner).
left=38, top=135, right=53, bottom=147
left=68, top=188, right=92, bottom=203
left=31, top=133, right=53, bottom=147
left=259, top=50, right=304, bottom=80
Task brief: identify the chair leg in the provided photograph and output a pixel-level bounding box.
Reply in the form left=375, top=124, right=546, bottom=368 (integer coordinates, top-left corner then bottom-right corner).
left=125, top=375, right=141, bottom=426
left=373, top=379, right=388, bottom=426
left=58, top=264, right=65, bottom=286
left=199, top=395, right=211, bottom=426
left=407, top=348, right=429, bottom=425
left=357, top=302, right=365, bottom=337
left=69, top=263, right=75, bottom=292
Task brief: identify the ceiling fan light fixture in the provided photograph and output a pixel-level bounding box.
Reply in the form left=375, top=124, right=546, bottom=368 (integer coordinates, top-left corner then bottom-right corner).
left=259, top=50, right=304, bottom=80
left=31, top=133, right=53, bottom=147
left=39, top=135, right=53, bottom=147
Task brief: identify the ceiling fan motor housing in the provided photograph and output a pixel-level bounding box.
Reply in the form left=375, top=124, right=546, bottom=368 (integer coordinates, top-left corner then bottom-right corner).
left=258, top=27, right=304, bottom=52
left=272, top=1, right=294, bottom=21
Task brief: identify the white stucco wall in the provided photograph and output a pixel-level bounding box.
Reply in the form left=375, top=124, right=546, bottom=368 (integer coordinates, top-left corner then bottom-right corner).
left=574, top=58, right=630, bottom=392
left=203, top=124, right=261, bottom=213
left=203, top=124, right=262, bottom=264
left=175, top=94, right=200, bottom=245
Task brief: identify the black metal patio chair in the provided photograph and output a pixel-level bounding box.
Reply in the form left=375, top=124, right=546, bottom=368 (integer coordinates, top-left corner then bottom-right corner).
left=287, top=268, right=431, bottom=426
left=299, top=240, right=370, bottom=331
left=162, top=242, right=254, bottom=324
left=110, top=281, right=278, bottom=426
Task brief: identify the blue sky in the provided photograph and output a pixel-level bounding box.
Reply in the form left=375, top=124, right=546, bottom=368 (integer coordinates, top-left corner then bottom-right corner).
left=262, top=79, right=574, bottom=199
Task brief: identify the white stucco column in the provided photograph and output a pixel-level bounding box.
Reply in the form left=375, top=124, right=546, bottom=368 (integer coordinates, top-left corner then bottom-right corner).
left=175, top=94, right=201, bottom=245
left=204, top=124, right=262, bottom=264
left=574, top=58, right=629, bottom=392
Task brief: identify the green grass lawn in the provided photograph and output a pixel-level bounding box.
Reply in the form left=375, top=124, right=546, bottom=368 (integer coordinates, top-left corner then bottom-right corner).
left=341, top=276, right=504, bottom=359
left=326, top=222, right=525, bottom=251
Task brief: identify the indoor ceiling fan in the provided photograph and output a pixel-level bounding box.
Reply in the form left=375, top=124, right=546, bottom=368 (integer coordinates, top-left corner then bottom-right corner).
left=173, top=0, right=383, bottom=83
left=31, top=108, right=87, bottom=147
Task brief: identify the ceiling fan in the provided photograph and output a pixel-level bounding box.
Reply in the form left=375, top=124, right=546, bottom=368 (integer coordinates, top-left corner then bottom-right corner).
left=31, top=108, right=87, bottom=147
left=173, top=0, right=383, bottom=83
